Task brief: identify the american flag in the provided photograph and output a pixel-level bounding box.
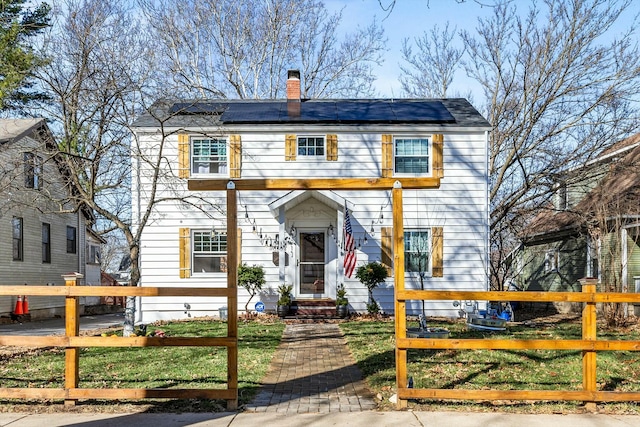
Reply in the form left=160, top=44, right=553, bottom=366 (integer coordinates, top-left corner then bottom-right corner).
left=343, top=208, right=357, bottom=278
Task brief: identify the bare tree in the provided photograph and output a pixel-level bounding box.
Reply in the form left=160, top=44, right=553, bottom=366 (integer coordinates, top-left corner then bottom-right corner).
left=399, top=23, right=465, bottom=98
left=138, top=0, right=386, bottom=99
left=30, top=0, right=222, bottom=334
left=398, top=1, right=640, bottom=290
left=467, top=0, right=640, bottom=287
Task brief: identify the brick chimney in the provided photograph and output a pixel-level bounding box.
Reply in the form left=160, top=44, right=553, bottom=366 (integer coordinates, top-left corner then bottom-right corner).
left=287, top=69, right=301, bottom=117
left=287, top=70, right=301, bottom=101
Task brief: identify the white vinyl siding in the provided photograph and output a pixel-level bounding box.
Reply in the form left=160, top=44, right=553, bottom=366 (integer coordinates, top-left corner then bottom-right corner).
left=134, top=128, right=489, bottom=320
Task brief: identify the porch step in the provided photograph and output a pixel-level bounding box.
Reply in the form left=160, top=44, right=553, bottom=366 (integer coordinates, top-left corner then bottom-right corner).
left=291, top=299, right=337, bottom=317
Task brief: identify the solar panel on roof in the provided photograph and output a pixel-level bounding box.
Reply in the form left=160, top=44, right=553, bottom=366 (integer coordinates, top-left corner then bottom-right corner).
left=390, top=101, right=455, bottom=122
left=167, top=99, right=458, bottom=124
left=169, top=102, right=228, bottom=115
left=336, top=101, right=394, bottom=122
left=221, top=102, right=283, bottom=122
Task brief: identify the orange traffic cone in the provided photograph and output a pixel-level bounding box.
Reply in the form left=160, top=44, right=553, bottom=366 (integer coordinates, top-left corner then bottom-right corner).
left=13, top=296, right=24, bottom=315
left=22, top=295, right=29, bottom=314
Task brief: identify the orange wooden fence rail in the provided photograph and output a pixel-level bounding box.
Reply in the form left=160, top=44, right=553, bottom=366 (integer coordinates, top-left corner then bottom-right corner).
left=0, top=274, right=239, bottom=409
left=394, top=278, right=640, bottom=409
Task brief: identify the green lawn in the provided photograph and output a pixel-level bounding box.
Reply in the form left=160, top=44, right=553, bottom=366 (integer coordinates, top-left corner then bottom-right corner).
left=2, top=315, right=640, bottom=414
left=339, top=317, right=640, bottom=413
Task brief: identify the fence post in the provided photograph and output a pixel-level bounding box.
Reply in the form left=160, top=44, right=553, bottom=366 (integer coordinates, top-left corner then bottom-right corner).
left=580, top=277, right=597, bottom=411
left=62, top=272, right=83, bottom=407
left=392, top=181, right=408, bottom=409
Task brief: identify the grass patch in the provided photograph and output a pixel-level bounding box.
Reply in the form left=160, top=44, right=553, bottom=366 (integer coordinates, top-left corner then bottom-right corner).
left=0, top=318, right=284, bottom=412
left=3, top=314, right=640, bottom=414
left=340, top=317, right=640, bottom=414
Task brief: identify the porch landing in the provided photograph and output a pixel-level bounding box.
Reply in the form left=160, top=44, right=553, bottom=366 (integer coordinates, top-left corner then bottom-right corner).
left=288, top=299, right=342, bottom=319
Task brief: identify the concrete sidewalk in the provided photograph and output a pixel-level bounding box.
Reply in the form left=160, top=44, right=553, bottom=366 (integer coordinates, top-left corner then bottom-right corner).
left=0, top=411, right=638, bottom=427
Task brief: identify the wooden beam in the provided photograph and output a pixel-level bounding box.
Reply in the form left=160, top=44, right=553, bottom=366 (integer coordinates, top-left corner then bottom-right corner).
left=63, top=273, right=81, bottom=407
left=188, top=177, right=440, bottom=191
left=226, top=182, right=239, bottom=411
left=392, top=181, right=408, bottom=410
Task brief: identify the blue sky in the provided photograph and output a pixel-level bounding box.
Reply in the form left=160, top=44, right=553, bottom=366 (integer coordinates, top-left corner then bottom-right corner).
left=326, top=0, right=639, bottom=99
left=325, top=0, right=495, bottom=97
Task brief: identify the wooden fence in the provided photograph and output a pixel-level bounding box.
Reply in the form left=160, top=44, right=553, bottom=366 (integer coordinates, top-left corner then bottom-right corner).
left=0, top=273, right=239, bottom=409
left=394, top=279, right=640, bottom=409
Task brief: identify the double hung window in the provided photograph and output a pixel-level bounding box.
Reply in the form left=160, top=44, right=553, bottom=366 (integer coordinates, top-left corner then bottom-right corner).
left=67, top=226, right=77, bottom=254
left=24, top=152, right=43, bottom=189
left=394, top=137, right=430, bottom=175
left=404, top=229, right=431, bottom=274
left=192, top=231, right=228, bottom=274
left=13, top=217, right=23, bottom=261
left=191, top=138, right=227, bottom=174
left=42, top=223, right=51, bottom=263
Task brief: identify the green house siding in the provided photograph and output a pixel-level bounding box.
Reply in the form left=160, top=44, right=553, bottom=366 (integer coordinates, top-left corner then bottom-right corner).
left=519, top=235, right=586, bottom=293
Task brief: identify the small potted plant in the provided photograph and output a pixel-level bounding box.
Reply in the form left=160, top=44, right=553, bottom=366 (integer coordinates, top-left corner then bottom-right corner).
left=277, top=283, right=293, bottom=318
left=336, top=283, right=349, bottom=318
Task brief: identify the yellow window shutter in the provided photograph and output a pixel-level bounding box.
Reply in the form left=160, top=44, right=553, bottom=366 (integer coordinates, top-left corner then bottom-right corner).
left=285, top=134, right=297, bottom=161
left=381, top=226, right=393, bottom=276
left=179, top=228, right=191, bottom=279
left=432, top=134, right=444, bottom=178
left=229, top=134, right=242, bottom=178
left=432, top=227, right=444, bottom=277
left=178, top=133, right=190, bottom=179
left=381, top=134, right=393, bottom=177
left=326, top=134, right=338, bottom=161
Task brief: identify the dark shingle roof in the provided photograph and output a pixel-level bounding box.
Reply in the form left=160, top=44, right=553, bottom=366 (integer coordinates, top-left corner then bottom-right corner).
left=132, top=98, right=491, bottom=129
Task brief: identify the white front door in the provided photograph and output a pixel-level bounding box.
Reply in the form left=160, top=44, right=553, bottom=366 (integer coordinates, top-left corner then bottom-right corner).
left=298, top=231, right=327, bottom=297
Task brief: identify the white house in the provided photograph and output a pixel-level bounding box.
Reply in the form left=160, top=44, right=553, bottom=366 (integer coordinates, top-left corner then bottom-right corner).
left=0, top=119, right=98, bottom=319
left=131, top=70, right=491, bottom=323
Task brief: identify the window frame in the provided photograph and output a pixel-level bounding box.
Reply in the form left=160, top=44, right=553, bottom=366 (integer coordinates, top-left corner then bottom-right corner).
left=66, top=226, right=77, bottom=254
left=297, top=135, right=325, bottom=158
left=12, top=217, right=23, bottom=261
left=42, top=222, right=51, bottom=264
left=87, top=243, right=101, bottom=265
left=393, top=136, right=432, bottom=176
left=190, top=136, right=228, bottom=176
left=191, top=230, right=228, bottom=275
left=404, top=229, right=432, bottom=276
left=24, top=151, right=43, bottom=190
left=544, top=249, right=559, bottom=272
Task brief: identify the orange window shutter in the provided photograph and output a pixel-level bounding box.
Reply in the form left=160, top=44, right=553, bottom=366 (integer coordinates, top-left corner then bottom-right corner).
left=178, top=133, right=190, bottom=179
left=381, top=134, right=393, bottom=177
left=432, top=227, right=444, bottom=277
left=381, top=226, right=393, bottom=276
left=432, top=134, right=444, bottom=178
left=326, top=134, right=338, bottom=161
left=230, top=134, right=242, bottom=178
left=179, top=228, right=191, bottom=279
left=285, top=134, right=297, bottom=161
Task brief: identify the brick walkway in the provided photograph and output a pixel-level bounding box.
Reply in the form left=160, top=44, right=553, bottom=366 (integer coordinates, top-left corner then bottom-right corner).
left=245, top=322, right=377, bottom=413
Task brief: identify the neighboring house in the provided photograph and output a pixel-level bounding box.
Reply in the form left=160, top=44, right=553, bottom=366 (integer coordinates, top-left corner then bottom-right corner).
left=513, top=135, right=640, bottom=312
left=0, top=118, right=98, bottom=319
left=131, top=70, right=491, bottom=323
left=83, top=228, right=106, bottom=306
